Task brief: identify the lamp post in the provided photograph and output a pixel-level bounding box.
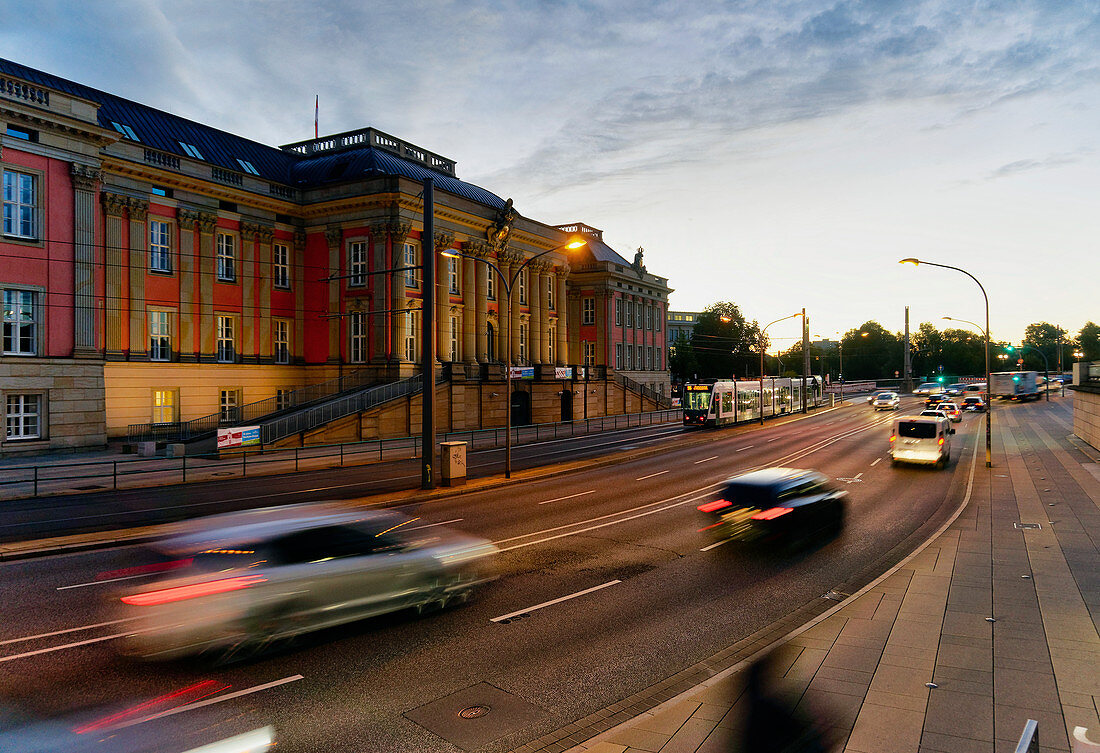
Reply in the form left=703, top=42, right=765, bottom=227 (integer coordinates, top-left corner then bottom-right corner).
left=902, top=258, right=992, bottom=467
left=759, top=313, right=801, bottom=425
left=442, top=238, right=585, bottom=478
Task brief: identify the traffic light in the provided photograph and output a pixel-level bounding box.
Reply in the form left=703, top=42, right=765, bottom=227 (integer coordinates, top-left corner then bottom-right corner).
left=937, top=376, right=944, bottom=383
left=1012, top=374, right=1021, bottom=383
left=1005, top=345, right=1015, bottom=353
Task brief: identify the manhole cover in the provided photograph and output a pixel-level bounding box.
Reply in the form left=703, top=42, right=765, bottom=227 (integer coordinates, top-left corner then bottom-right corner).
left=1014, top=522, right=1041, bottom=530
left=458, top=705, right=490, bottom=719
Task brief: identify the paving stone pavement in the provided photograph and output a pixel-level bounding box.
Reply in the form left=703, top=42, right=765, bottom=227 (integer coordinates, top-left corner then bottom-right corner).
left=542, top=398, right=1099, bottom=753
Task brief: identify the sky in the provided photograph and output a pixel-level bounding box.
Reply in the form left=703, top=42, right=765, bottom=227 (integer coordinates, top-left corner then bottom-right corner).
left=4, top=0, right=1097, bottom=352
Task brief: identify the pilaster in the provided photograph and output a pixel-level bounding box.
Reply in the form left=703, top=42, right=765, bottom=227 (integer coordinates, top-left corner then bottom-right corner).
left=177, top=209, right=199, bottom=361
left=434, top=231, right=454, bottom=363
left=101, top=192, right=126, bottom=359
left=370, top=223, right=390, bottom=361
left=324, top=225, right=343, bottom=363
left=70, top=164, right=100, bottom=357
left=555, top=264, right=570, bottom=366
left=389, top=222, right=411, bottom=361
left=293, top=231, right=306, bottom=360
left=197, top=212, right=217, bottom=358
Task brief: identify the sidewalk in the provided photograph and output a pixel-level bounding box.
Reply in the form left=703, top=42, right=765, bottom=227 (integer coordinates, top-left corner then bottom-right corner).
left=526, top=397, right=1100, bottom=753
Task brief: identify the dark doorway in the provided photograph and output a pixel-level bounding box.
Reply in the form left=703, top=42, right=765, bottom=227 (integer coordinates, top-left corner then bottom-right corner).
left=511, top=389, right=531, bottom=425
left=560, top=389, right=573, bottom=422
left=486, top=322, right=495, bottom=362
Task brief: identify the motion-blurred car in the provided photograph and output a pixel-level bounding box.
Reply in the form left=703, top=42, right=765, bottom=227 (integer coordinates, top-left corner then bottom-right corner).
left=890, top=415, right=954, bottom=468
left=914, top=382, right=943, bottom=395
left=962, top=396, right=986, bottom=412
left=871, top=392, right=900, bottom=411
left=920, top=409, right=950, bottom=421
left=113, top=503, right=498, bottom=660
left=944, top=383, right=968, bottom=396
left=696, top=468, right=846, bottom=547
left=937, top=401, right=962, bottom=422
left=925, top=393, right=948, bottom=408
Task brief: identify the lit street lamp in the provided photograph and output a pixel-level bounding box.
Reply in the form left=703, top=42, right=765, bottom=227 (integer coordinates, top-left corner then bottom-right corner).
left=759, top=313, right=802, bottom=425
left=902, top=258, right=992, bottom=467
left=442, top=238, right=585, bottom=478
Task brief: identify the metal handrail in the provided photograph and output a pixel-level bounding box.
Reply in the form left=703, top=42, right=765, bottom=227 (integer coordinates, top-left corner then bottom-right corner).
left=612, top=371, right=674, bottom=409
left=1014, top=719, right=1038, bottom=753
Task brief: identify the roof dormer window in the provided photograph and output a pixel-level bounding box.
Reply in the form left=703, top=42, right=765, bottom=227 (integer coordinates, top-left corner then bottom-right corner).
left=111, top=121, right=140, bottom=141
left=178, top=142, right=204, bottom=160
left=236, top=159, right=260, bottom=175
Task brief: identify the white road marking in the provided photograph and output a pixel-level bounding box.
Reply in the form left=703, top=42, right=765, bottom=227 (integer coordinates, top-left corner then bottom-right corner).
left=58, top=573, right=162, bottom=590
left=539, top=490, right=596, bottom=505
left=410, top=518, right=464, bottom=529
left=0, top=631, right=134, bottom=662
left=855, top=472, right=864, bottom=480
left=736, top=445, right=754, bottom=452
left=111, top=675, right=305, bottom=731
left=700, top=539, right=732, bottom=552
left=767, top=437, right=781, bottom=442
left=636, top=470, right=669, bottom=481
left=491, top=581, right=621, bottom=623
left=0, top=618, right=137, bottom=646
left=870, top=457, right=882, bottom=467
left=694, top=456, right=718, bottom=464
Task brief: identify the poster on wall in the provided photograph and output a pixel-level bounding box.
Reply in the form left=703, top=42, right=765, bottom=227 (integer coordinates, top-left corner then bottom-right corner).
left=509, top=367, right=535, bottom=379
left=217, top=426, right=260, bottom=450
left=554, top=367, right=573, bottom=380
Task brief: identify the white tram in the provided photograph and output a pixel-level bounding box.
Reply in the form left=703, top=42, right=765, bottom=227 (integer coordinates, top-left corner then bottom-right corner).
left=682, top=377, right=824, bottom=428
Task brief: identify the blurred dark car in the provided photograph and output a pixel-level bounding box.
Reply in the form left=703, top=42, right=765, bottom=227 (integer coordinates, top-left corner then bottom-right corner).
left=113, top=503, right=498, bottom=661
left=962, top=396, right=986, bottom=412
left=925, top=393, right=948, bottom=408
left=696, top=468, right=846, bottom=548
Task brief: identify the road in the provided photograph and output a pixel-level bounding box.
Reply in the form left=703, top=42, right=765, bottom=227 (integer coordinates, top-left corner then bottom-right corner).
left=0, top=396, right=979, bottom=752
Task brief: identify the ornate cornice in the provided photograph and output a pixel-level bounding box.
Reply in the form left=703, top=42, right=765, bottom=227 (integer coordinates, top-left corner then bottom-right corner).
left=498, top=248, right=524, bottom=266
left=127, top=197, right=149, bottom=222
left=70, top=164, right=101, bottom=192
left=101, top=192, right=128, bottom=217
left=555, top=263, right=571, bottom=278
left=462, top=240, right=490, bottom=258
left=324, top=225, right=343, bottom=249
left=434, top=230, right=455, bottom=252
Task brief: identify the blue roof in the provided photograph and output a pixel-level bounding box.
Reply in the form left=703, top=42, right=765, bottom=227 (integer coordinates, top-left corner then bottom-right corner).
left=0, top=57, right=507, bottom=209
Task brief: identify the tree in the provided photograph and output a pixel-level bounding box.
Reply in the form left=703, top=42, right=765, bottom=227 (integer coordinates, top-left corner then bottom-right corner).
left=667, top=332, right=699, bottom=383
left=842, top=321, right=901, bottom=380
left=690, top=302, right=761, bottom=379
left=910, top=322, right=945, bottom=380
left=1076, top=322, right=1100, bottom=362
left=1023, top=322, right=1067, bottom=371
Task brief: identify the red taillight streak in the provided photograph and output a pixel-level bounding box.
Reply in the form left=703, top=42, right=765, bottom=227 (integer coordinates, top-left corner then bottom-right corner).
left=697, top=521, right=725, bottom=533
left=697, top=499, right=733, bottom=513
left=96, top=558, right=194, bottom=581
left=73, top=680, right=226, bottom=734
left=121, top=574, right=266, bottom=606
left=750, top=507, right=793, bottom=521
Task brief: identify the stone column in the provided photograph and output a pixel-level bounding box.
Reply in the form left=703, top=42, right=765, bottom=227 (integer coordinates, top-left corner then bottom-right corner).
left=241, top=222, right=259, bottom=361
left=389, top=222, right=411, bottom=361
left=502, top=250, right=523, bottom=364
left=70, top=165, right=99, bottom=357
left=461, top=252, right=477, bottom=363
left=127, top=198, right=149, bottom=360
left=177, top=209, right=199, bottom=361
left=257, top=225, right=274, bottom=359
left=370, top=224, right=389, bottom=361
left=555, top=264, right=570, bottom=366
left=198, top=212, right=217, bottom=359
left=529, top=261, right=544, bottom=364
left=434, top=231, right=454, bottom=362
left=567, top=290, right=582, bottom=365
left=324, top=225, right=343, bottom=363
left=464, top=241, right=490, bottom=363
left=293, top=231, right=306, bottom=361
left=101, top=193, right=126, bottom=359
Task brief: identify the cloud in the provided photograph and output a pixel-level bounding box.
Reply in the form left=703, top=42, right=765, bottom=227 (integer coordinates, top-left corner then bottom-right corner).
left=987, top=151, right=1088, bottom=179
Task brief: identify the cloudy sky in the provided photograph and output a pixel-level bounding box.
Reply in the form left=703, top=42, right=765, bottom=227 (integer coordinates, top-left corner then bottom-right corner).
left=5, top=0, right=1097, bottom=352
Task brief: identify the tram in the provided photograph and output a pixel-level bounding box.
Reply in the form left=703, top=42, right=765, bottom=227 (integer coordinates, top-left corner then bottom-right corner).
left=682, top=377, right=824, bottom=428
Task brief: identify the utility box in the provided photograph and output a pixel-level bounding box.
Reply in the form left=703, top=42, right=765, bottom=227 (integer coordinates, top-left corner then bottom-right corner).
left=440, top=441, right=467, bottom=487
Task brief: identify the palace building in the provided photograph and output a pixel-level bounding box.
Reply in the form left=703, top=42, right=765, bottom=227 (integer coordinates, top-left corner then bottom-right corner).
left=0, top=57, right=671, bottom=454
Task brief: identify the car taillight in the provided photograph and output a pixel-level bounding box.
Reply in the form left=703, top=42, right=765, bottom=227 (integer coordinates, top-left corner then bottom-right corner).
left=750, top=507, right=793, bottom=521
left=889, top=434, right=896, bottom=443
left=121, top=574, right=267, bottom=606
left=698, top=499, right=733, bottom=513
left=938, top=437, right=945, bottom=446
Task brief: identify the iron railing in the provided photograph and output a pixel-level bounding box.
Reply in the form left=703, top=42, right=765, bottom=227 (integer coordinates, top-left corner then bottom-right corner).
left=613, top=371, right=673, bottom=409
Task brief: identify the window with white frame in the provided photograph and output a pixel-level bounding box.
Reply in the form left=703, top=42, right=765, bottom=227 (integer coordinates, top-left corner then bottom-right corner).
left=582, top=297, right=595, bottom=325
left=625, top=300, right=633, bottom=328
left=274, top=319, right=290, bottom=364
left=216, top=233, right=236, bottom=282
left=148, top=310, right=171, bottom=361
left=486, top=270, right=495, bottom=300
left=449, top=316, right=459, bottom=361
left=636, top=302, right=643, bottom=329
left=647, top=346, right=653, bottom=370
left=348, top=241, right=368, bottom=287
left=5, top=394, right=40, bottom=440
left=626, top=345, right=633, bottom=370
left=404, top=310, right=418, bottom=361
left=583, top=341, right=595, bottom=367
left=656, top=307, right=662, bottom=332
left=547, top=323, right=555, bottom=363
left=276, top=389, right=292, bottom=411
left=2, top=170, right=38, bottom=239
left=518, top=269, right=527, bottom=304
left=616, top=343, right=623, bottom=370
left=152, top=389, right=176, bottom=424
left=349, top=311, right=367, bottom=363
left=448, top=257, right=459, bottom=294
left=149, top=220, right=172, bottom=273
left=646, top=305, right=653, bottom=330
left=615, top=298, right=623, bottom=326
left=273, top=244, right=290, bottom=288
left=216, top=315, right=235, bottom=362
left=219, top=389, right=239, bottom=423
left=404, top=242, right=418, bottom=288
left=3, top=289, right=37, bottom=355
left=519, top=322, right=528, bottom=362
left=546, top=277, right=554, bottom=310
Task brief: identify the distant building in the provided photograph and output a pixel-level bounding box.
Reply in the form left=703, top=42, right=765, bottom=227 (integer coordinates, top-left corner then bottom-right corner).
left=666, top=311, right=702, bottom=360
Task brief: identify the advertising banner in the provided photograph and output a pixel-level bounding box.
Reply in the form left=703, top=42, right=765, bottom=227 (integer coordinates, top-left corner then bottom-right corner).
left=217, top=426, right=261, bottom=450
left=509, top=366, right=535, bottom=379
left=554, top=367, right=573, bottom=380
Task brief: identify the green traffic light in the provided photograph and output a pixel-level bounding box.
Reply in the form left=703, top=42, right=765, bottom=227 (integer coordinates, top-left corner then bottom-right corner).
left=937, top=376, right=944, bottom=382
left=1006, top=345, right=1015, bottom=352
left=1013, top=375, right=1020, bottom=382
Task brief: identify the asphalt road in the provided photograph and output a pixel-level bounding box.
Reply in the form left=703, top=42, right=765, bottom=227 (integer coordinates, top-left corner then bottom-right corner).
left=0, top=396, right=980, bottom=752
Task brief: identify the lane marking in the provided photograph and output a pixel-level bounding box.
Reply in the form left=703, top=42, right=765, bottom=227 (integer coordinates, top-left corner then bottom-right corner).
left=410, top=518, right=464, bottom=529
left=491, top=581, right=620, bottom=623
left=111, top=675, right=305, bottom=730
left=539, top=490, right=596, bottom=505
left=736, top=445, right=754, bottom=452
left=767, top=437, right=781, bottom=442
left=0, top=631, right=135, bottom=662
left=636, top=470, right=669, bottom=481
left=59, top=573, right=161, bottom=590
left=870, top=457, right=882, bottom=467
left=0, top=618, right=138, bottom=646
left=855, top=472, right=864, bottom=480
left=694, top=456, right=718, bottom=464
left=700, top=539, right=732, bottom=552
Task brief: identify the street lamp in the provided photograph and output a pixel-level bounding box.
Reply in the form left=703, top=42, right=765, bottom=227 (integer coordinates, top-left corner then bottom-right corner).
left=442, top=237, right=585, bottom=478
left=759, top=313, right=802, bottom=425
left=902, top=258, right=992, bottom=467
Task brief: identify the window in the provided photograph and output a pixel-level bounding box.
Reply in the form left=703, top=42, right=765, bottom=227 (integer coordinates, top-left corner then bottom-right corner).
left=519, top=322, right=528, bottom=362
left=274, top=319, right=290, bottom=364
left=348, top=241, right=367, bottom=287
left=404, top=311, right=417, bottom=361
left=179, top=141, right=204, bottom=160
left=216, top=233, right=236, bottom=282
left=6, top=126, right=36, bottom=141
left=3, top=289, right=37, bottom=355
left=276, top=389, right=292, bottom=411
left=3, top=170, right=38, bottom=239
left=647, top=347, right=653, bottom=370
left=656, top=308, right=662, bottom=332
left=646, top=306, right=653, bottom=330
left=486, top=321, right=496, bottom=361
left=636, top=302, right=643, bottom=329
left=404, top=242, right=418, bottom=288
left=546, top=277, right=555, bottom=310
left=616, top=344, right=623, bottom=370
left=583, top=341, right=595, bottom=367
left=625, top=301, right=633, bottom=328
left=149, top=310, right=171, bottom=361
left=219, top=389, right=239, bottom=423
left=349, top=312, right=366, bottom=363
left=448, top=257, right=459, bottom=294
left=216, top=315, right=235, bottom=362
left=151, top=186, right=171, bottom=198
left=615, top=298, right=623, bottom=326
left=547, top=323, right=555, bottom=363
left=5, top=394, right=40, bottom=440
left=152, top=390, right=176, bottom=424
left=518, top=269, right=527, bottom=304
left=626, top=345, right=633, bottom=370
left=449, top=316, right=459, bottom=362
left=236, top=159, right=260, bottom=175
left=273, top=244, right=290, bottom=288
left=149, top=220, right=171, bottom=273
left=486, top=271, right=495, bottom=300
left=111, top=121, right=139, bottom=141
left=582, top=297, right=595, bottom=325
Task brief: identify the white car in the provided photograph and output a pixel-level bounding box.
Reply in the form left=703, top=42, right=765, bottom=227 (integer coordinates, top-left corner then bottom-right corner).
left=914, top=382, right=942, bottom=395
left=871, top=392, right=900, bottom=411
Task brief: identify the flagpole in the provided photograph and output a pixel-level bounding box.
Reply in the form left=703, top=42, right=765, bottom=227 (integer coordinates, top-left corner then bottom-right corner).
left=314, top=95, right=318, bottom=138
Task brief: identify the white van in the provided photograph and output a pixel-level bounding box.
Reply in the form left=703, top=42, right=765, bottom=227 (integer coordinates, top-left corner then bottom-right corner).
left=890, top=415, right=954, bottom=468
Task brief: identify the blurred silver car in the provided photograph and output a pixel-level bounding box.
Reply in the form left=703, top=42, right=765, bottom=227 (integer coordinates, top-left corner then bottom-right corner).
left=871, top=392, right=900, bottom=411
left=114, top=503, right=498, bottom=660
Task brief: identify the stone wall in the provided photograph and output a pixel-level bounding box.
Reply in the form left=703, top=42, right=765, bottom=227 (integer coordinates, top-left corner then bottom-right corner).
left=0, top=358, right=107, bottom=454
left=1070, top=383, right=1100, bottom=452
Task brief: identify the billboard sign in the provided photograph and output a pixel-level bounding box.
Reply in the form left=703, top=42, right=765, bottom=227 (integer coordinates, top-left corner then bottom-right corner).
left=554, top=367, right=573, bottom=380
left=217, top=426, right=260, bottom=450
left=509, top=367, right=535, bottom=379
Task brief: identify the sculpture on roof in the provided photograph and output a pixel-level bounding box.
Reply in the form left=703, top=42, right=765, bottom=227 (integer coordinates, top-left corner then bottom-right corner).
left=487, top=198, right=517, bottom=249
left=633, top=246, right=646, bottom=273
